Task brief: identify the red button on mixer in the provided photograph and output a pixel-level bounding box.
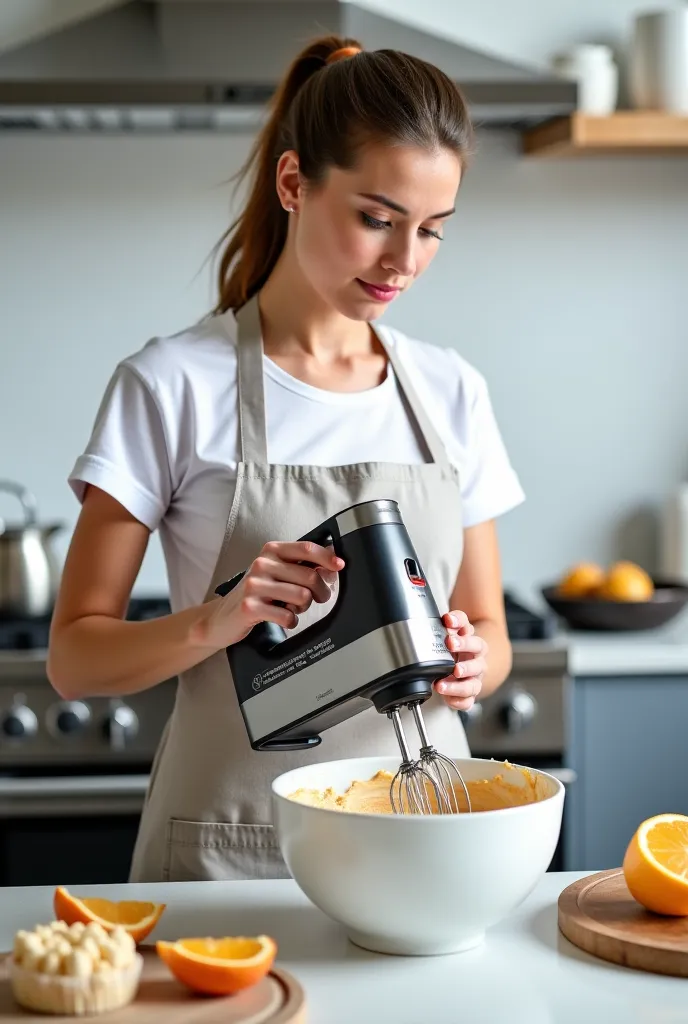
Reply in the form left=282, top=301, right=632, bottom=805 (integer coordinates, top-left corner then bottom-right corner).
left=404, top=558, right=426, bottom=587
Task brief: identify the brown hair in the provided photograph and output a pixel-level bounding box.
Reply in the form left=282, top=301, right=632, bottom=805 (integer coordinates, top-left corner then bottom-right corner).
left=213, top=35, right=474, bottom=313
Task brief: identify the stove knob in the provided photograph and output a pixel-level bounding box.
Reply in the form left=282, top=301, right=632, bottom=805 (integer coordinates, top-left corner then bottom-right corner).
left=499, top=691, right=537, bottom=733
left=1, top=705, right=38, bottom=741
left=458, top=702, right=483, bottom=728
left=103, top=703, right=139, bottom=748
left=48, top=701, right=91, bottom=737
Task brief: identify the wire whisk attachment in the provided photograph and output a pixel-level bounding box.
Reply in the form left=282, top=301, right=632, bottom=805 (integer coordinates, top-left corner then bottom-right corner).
left=387, top=702, right=472, bottom=815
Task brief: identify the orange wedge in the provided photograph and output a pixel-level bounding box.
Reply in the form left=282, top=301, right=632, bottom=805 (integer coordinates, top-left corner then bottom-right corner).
left=156, top=935, right=277, bottom=996
left=623, top=813, right=688, bottom=916
left=53, top=886, right=166, bottom=944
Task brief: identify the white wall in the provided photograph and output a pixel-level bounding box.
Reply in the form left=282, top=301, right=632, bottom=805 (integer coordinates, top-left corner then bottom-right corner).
left=361, top=0, right=656, bottom=73
left=1, top=129, right=686, bottom=605
left=1, top=134, right=251, bottom=595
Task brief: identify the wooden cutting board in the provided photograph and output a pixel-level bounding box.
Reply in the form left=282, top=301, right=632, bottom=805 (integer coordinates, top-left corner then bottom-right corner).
left=0, top=947, right=306, bottom=1022
left=558, top=868, right=688, bottom=977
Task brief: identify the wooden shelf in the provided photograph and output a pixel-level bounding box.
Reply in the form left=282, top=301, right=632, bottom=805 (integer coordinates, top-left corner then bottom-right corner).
left=522, top=111, right=688, bottom=156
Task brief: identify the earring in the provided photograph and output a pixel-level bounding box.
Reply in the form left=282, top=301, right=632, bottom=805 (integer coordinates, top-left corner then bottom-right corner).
left=287, top=205, right=296, bottom=214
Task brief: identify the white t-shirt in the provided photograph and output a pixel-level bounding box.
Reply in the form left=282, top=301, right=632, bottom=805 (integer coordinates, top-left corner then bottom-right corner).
left=69, top=312, right=525, bottom=612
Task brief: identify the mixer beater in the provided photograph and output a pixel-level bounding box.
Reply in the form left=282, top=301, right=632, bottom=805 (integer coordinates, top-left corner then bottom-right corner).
left=387, top=702, right=472, bottom=815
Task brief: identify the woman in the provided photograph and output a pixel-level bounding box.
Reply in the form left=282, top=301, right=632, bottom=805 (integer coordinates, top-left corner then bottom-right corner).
left=47, top=36, right=525, bottom=882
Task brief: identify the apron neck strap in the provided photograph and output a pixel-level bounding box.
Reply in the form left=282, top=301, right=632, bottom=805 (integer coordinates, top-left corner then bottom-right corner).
left=373, top=325, right=451, bottom=469
left=235, top=293, right=450, bottom=469
left=235, top=295, right=269, bottom=465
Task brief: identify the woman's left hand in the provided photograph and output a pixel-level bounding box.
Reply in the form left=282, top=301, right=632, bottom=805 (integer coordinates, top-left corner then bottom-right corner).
left=434, top=610, right=488, bottom=711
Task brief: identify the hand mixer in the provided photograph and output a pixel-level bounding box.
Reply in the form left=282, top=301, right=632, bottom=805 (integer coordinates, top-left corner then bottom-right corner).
left=215, top=499, right=472, bottom=814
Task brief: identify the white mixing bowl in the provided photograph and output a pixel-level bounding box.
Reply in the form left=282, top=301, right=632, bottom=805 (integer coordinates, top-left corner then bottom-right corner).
left=272, top=755, right=564, bottom=956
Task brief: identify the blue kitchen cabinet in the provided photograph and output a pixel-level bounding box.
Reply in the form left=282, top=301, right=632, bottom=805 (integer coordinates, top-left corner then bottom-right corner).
left=567, top=675, right=688, bottom=871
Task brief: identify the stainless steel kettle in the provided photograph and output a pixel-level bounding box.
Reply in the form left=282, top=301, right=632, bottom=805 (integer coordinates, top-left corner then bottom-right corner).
left=0, top=480, right=63, bottom=619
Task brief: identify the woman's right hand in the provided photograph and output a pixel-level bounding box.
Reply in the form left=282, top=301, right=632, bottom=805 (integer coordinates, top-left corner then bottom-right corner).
left=203, top=541, right=345, bottom=649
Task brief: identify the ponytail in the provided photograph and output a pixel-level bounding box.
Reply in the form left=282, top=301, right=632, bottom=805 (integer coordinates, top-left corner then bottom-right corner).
left=214, top=36, right=360, bottom=313
left=213, top=35, right=473, bottom=315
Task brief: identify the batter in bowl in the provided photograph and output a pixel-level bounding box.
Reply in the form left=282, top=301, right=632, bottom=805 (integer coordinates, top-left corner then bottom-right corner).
left=288, top=763, right=548, bottom=815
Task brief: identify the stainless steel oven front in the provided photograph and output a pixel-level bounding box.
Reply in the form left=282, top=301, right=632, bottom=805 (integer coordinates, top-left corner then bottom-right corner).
left=0, top=650, right=177, bottom=886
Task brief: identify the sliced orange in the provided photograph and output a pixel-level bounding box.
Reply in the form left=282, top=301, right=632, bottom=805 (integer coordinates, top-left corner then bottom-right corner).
left=623, top=813, right=688, bottom=916
left=156, top=935, right=277, bottom=996
left=53, top=885, right=166, bottom=944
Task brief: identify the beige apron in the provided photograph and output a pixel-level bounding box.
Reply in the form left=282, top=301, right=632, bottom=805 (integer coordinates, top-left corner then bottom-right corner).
left=129, top=295, right=470, bottom=883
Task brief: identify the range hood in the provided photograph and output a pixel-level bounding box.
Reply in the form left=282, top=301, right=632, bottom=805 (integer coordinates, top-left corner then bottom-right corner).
left=0, top=0, right=577, bottom=133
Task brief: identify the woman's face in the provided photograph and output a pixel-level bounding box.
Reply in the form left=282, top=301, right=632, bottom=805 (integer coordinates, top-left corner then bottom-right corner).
left=284, top=142, right=462, bottom=320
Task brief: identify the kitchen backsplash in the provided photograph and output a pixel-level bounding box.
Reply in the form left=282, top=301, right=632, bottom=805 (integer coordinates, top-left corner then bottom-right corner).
left=1, top=129, right=686, bottom=605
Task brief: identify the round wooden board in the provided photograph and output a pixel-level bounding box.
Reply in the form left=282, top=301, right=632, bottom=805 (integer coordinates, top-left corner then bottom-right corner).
left=0, top=948, right=306, bottom=1022
left=558, top=868, right=688, bottom=978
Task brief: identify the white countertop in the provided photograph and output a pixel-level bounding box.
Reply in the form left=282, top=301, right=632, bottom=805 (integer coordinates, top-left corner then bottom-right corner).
left=511, top=605, right=688, bottom=677
left=0, top=873, right=685, bottom=1023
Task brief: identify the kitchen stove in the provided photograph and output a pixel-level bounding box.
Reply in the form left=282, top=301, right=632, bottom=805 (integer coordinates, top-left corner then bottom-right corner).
left=0, top=599, right=176, bottom=771
left=0, top=591, right=571, bottom=884
left=503, top=590, right=557, bottom=641
left=0, top=597, right=172, bottom=652
left=0, top=615, right=51, bottom=652
left=0, top=598, right=178, bottom=886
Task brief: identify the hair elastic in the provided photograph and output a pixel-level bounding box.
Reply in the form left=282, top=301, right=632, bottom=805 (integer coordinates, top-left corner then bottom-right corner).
left=326, top=45, right=362, bottom=64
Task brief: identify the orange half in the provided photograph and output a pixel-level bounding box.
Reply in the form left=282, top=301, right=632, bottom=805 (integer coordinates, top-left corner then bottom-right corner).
left=156, top=935, right=277, bottom=995
left=54, top=886, right=166, bottom=944
left=623, top=813, right=688, bottom=916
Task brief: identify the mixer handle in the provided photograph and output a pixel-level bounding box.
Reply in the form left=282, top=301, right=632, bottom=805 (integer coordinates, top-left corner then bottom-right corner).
left=215, top=571, right=246, bottom=599
left=295, top=516, right=343, bottom=562
left=213, top=517, right=344, bottom=651
left=214, top=570, right=287, bottom=652
left=277, top=518, right=343, bottom=590
left=214, top=516, right=342, bottom=600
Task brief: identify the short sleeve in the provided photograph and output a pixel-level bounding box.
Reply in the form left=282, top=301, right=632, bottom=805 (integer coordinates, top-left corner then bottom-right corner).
left=68, top=363, right=173, bottom=531
left=459, top=371, right=525, bottom=529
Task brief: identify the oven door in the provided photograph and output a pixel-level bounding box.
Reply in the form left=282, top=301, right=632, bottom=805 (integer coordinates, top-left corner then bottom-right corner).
left=0, top=774, right=150, bottom=886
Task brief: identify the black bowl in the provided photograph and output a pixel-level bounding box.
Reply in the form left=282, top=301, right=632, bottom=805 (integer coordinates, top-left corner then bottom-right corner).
left=541, top=579, right=688, bottom=632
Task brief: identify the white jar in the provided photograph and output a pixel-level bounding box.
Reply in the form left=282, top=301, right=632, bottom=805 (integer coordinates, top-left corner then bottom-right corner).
left=630, top=8, right=688, bottom=113
left=553, top=44, right=619, bottom=115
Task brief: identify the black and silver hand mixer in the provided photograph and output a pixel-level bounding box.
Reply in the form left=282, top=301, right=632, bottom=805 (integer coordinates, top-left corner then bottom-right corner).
left=215, top=499, right=472, bottom=814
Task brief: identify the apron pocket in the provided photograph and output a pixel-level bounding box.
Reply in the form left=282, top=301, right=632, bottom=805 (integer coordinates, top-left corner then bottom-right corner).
left=163, top=818, right=290, bottom=882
